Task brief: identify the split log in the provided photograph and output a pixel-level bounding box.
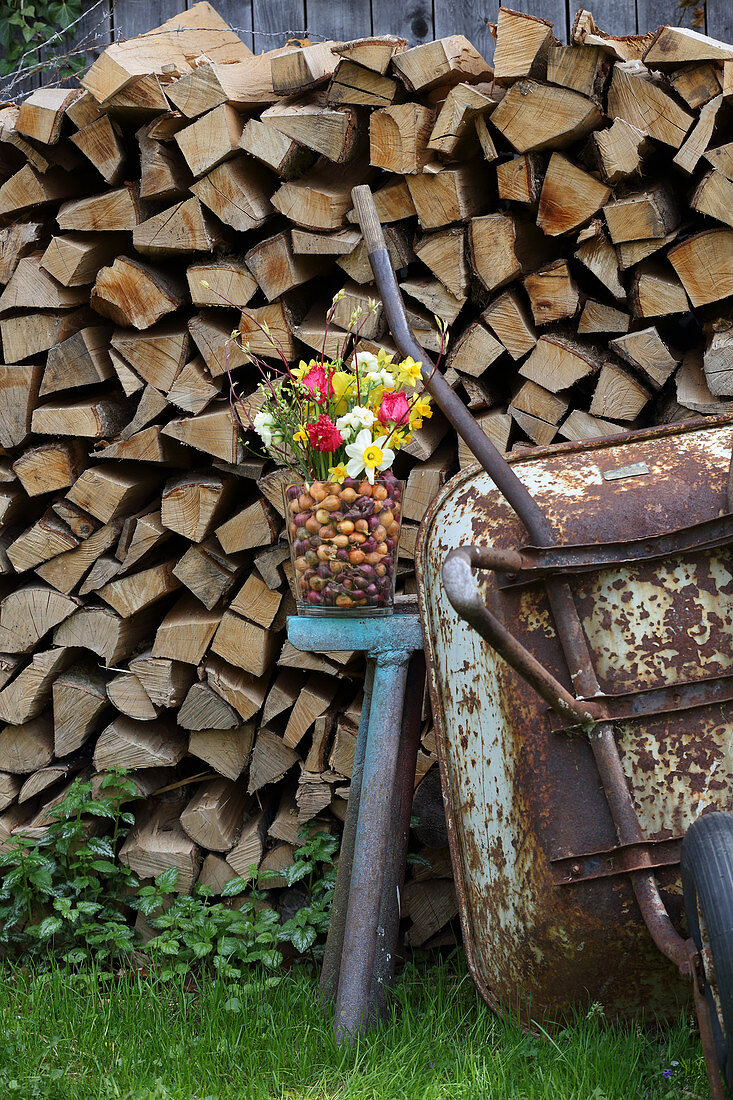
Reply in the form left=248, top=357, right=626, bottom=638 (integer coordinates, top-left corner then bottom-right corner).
left=248, top=729, right=300, bottom=795
left=189, top=157, right=273, bottom=233
left=93, top=717, right=186, bottom=771
left=490, top=80, right=603, bottom=153
left=120, top=801, right=200, bottom=892
left=0, top=717, right=54, bottom=774
left=226, top=809, right=269, bottom=878
left=391, top=36, right=492, bottom=93
left=537, top=154, right=610, bottom=235
left=261, top=98, right=359, bottom=164
left=188, top=723, right=254, bottom=782
left=91, top=257, right=186, bottom=329
left=607, top=63, right=693, bottom=148
left=57, top=186, right=141, bottom=232
left=152, top=596, right=222, bottom=665
left=589, top=362, right=652, bottom=420
left=519, top=335, right=600, bottom=392
left=129, top=651, right=194, bottom=708
left=369, top=104, right=435, bottom=174
left=53, top=664, right=108, bottom=755
left=668, top=229, right=733, bottom=307
left=107, top=672, right=160, bottom=722
left=180, top=778, right=250, bottom=851
left=174, top=105, right=245, bottom=178
left=493, top=9, right=556, bottom=85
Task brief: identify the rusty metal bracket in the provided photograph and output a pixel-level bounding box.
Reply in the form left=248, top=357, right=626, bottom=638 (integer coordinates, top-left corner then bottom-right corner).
left=493, top=512, right=733, bottom=588
left=548, top=674, right=733, bottom=734
left=551, top=838, right=682, bottom=885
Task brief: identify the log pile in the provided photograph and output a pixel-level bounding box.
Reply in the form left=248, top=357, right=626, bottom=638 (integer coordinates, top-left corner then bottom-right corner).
left=0, top=1, right=732, bottom=949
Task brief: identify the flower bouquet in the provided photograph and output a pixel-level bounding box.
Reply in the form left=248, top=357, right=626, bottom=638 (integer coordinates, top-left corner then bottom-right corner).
left=227, top=296, right=436, bottom=615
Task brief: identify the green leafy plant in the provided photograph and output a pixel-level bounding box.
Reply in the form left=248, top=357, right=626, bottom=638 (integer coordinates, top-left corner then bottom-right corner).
left=135, top=869, right=285, bottom=981
left=278, top=828, right=337, bottom=956
left=0, top=0, right=83, bottom=82
left=0, top=770, right=339, bottom=977
left=0, top=770, right=139, bottom=965
left=138, top=827, right=338, bottom=979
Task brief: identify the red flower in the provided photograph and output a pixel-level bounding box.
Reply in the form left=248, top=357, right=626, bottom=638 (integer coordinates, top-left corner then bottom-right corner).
left=307, top=414, right=343, bottom=453
left=378, top=390, right=410, bottom=426
left=301, top=365, right=334, bottom=403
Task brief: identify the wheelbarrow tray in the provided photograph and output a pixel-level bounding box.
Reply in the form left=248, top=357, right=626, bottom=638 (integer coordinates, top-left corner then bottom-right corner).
left=416, top=415, right=733, bottom=1024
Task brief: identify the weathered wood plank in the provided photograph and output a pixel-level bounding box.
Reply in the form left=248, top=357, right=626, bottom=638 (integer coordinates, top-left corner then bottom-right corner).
left=307, top=0, right=370, bottom=40
left=432, top=0, right=496, bottom=60
left=251, top=0, right=306, bottom=49
left=706, top=0, right=733, bottom=42
left=110, top=0, right=183, bottom=39
left=370, top=0, right=434, bottom=47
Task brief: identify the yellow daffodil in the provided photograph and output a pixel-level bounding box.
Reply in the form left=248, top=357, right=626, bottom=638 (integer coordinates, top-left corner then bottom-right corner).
left=331, top=370, right=357, bottom=415
left=328, top=461, right=348, bottom=483
left=293, top=427, right=308, bottom=444
left=291, top=359, right=319, bottom=384
left=394, top=356, right=423, bottom=388
left=409, top=395, right=433, bottom=430
left=376, top=427, right=411, bottom=450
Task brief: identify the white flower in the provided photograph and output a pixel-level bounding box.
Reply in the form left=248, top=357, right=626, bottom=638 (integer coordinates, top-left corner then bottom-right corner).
left=365, top=368, right=394, bottom=387
left=354, top=351, right=380, bottom=373
left=344, top=429, right=396, bottom=485
left=253, top=410, right=282, bottom=450
left=336, top=405, right=375, bottom=435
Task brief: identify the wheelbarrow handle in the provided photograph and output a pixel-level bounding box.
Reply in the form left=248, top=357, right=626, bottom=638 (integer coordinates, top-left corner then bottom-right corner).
left=351, top=185, right=555, bottom=548
left=442, top=546, right=602, bottom=729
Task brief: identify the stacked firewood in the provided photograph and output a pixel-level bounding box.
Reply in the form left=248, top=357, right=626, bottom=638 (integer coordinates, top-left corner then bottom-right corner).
left=0, top=1, right=731, bottom=949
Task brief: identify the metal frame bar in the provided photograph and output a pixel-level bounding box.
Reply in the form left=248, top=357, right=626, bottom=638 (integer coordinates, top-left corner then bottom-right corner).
left=286, top=610, right=423, bottom=1042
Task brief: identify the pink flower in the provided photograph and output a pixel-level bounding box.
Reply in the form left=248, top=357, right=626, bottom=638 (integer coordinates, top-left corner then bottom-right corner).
left=378, top=390, right=410, bottom=426
left=307, top=414, right=343, bottom=453
left=301, top=365, right=334, bottom=403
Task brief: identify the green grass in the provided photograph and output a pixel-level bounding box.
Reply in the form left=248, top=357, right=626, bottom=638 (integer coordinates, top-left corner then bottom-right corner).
left=0, top=956, right=709, bottom=1100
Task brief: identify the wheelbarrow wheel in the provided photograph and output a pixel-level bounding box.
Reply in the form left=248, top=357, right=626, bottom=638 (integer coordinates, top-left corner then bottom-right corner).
left=681, top=811, right=733, bottom=1092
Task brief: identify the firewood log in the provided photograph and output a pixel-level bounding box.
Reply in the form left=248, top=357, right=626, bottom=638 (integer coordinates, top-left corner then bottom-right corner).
left=391, top=36, right=491, bottom=93
left=490, top=80, right=603, bottom=153
left=188, top=722, right=254, bottom=782
left=180, top=778, right=250, bottom=851
left=261, top=97, right=359, bottom=164
left=0, top=716, right=54, bottom=774
left=53, top=663, right=108, bottom=755
left=120, top=800, right=200, bottom=892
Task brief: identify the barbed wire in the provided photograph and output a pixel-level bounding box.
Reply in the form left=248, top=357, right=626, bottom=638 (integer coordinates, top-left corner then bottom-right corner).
left=0, top=2, right=333, bottom=100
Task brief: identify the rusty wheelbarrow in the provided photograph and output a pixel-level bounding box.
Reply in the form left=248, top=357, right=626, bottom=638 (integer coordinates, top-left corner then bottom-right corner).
left=352, top=184, right=733, bottom=1099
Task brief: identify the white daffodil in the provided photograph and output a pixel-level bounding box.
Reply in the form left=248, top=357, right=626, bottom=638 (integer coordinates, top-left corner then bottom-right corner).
left=354, top=350, right=380, bottom=373
left=365, top=368, right=395, bottom=387
left=345, top=429, right=395, bottom=485
left=253, top=410, right=282, bottom=450
left=336, top=405, right=375, bottom=435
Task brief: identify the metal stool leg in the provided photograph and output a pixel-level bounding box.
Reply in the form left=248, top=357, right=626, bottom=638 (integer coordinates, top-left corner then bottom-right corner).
left=319, top=659, right=375, bottom=1006
left=371, top=651, right=425, bottom=1017
left=334, top=646, right=411, bottom=1042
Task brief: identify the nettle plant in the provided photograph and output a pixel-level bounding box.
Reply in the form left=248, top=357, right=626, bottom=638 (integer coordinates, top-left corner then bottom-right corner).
left=0, top=770, right=138, bottom=965
left=0, top=772, right=339, bottom=976
left=138, top=828, right=338, bottom=981
left=0, top=0, right=83, bottom=83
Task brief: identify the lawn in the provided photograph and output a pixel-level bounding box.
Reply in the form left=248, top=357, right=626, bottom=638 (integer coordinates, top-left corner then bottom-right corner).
left=0, top=955, right=709, bottom=1100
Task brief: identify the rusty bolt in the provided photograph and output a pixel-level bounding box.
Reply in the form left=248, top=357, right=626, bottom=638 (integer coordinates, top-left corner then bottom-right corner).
left=570, top=863, right=582, bottom=877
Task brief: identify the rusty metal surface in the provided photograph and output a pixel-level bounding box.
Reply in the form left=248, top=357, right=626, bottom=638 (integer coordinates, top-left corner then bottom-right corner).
left=491, top=511, right=733, bottom=587
left=417, top=417, right=733, bottom=1023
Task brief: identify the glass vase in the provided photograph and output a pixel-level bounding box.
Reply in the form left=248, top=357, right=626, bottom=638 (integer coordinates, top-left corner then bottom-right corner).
left=284, top=473, right=403, bottom=616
